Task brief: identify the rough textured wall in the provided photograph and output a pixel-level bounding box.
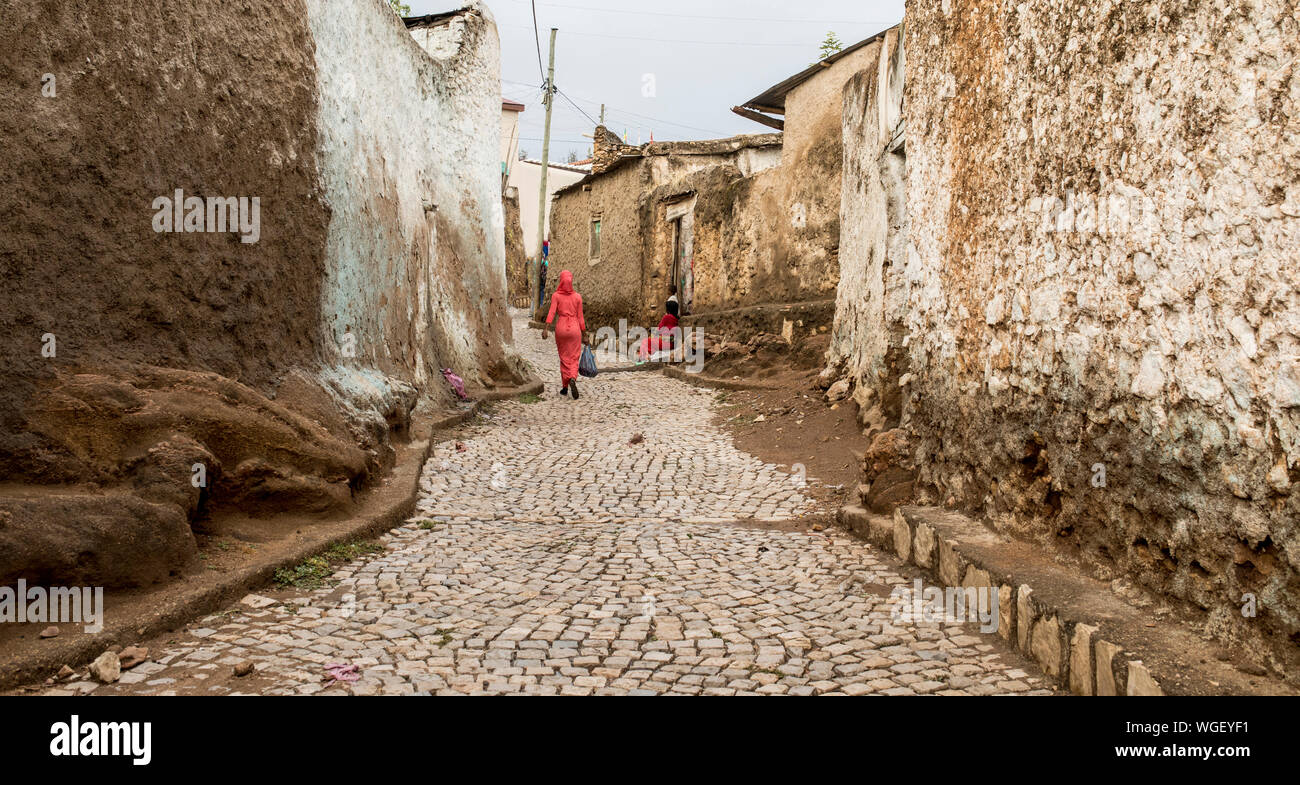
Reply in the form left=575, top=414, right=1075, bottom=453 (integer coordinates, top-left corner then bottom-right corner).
left=547, top=161, right=649, bottom=330
left=715, top=41, right=884, bottom=312
left=314, top=1, right=513, bottom=391
left=0, top=0, right=513, bottom=588
left=551, top=131, right=849, bottom=335
left=905, top=0, right=1299, bottom=676
left=826, top=28, right=909, bottom=430
left=0, top=0, right=330, bottom=482
left=503, top=187, right=528, bottom=306
left=700, top=163, right=836, bottom=309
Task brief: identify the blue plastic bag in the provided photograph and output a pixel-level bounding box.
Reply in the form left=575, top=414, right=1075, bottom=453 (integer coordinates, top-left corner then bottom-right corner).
left=578, top=344, right=598, bottom=378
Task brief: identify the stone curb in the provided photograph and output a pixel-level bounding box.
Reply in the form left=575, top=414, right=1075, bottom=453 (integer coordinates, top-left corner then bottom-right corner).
left=842, top=504, right=1298, bottom=695
left=598, top=363, right=661, bottom=374
left=838, top=504, right=1163, bottom=696
left=0, top=381, right=541, bottom=692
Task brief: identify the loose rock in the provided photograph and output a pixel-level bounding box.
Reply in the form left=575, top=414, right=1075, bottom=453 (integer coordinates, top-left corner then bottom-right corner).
left=88, top=651, right=121, bottom=684
left=119, top=646, right=149, bottom=670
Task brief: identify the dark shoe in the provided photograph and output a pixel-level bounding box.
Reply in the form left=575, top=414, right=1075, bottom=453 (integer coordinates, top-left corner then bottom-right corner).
left=569, top=380, right=580, bottom=399
left=559, top=384, right=569, bottom=397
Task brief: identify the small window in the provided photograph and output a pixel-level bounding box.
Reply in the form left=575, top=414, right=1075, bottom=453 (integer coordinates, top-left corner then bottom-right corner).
left=589, top=216, right=602, bottom=260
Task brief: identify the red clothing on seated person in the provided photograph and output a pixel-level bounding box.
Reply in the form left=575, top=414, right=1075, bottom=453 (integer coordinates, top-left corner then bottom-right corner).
left=638, top=312, right=679, bottom=359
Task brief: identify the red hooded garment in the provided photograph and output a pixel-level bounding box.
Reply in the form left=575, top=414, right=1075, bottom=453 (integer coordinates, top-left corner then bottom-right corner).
left=546, top=270, right=586, bottom=387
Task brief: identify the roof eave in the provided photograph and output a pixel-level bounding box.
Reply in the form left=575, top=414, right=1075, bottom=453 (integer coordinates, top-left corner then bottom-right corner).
left=736, top=24, right=898, bottom=114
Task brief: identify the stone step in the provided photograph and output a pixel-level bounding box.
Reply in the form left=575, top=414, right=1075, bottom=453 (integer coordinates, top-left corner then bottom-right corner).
left=838, top=504, right=1295, bottom=696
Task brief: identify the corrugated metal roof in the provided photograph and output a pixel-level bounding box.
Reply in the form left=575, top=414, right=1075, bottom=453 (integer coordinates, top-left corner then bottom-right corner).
left=402, top=11, right=466, bottom=29
left=520, top=159, right=592, bottom=174
left=737, top=25, right=898, bottom=115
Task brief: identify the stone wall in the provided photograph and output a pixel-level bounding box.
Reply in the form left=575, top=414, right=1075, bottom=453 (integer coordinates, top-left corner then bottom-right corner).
left=901, top=0, right=1299, bottom=678
left=546, top=159, right=649, bottom=330
left=740, top=38, right=884, bottom=312
left=0, top=0, right=515, bottom=588
left=591, top=125, right=636, bottom=174
left=825, top=28, right=909, bottom=432
left=318, top=2, right=515, bottom=393
left=504, top=187, right=529, bottom=306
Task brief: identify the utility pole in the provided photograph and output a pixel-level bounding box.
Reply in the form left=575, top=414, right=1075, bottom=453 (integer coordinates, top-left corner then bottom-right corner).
left=532, top=28, right=557, bottom=314
left=600, top=104, right=605, bottom=125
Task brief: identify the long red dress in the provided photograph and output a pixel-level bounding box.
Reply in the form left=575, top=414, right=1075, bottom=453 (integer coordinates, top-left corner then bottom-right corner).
left=546, top=270, right=585, bottom=387
left=638, top=312, right=678, bottom=359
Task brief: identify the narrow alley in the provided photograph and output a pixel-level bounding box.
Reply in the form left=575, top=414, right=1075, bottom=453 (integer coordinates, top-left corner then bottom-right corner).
left=41, top=312, right=1053, bottom=697
left=4, top=0, right=1297, bottom=774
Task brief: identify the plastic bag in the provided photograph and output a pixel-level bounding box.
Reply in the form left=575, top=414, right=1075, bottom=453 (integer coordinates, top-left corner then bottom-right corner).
left=578, top=344, right=598, bottom=378
left=441, top=368, right=468, bottom=400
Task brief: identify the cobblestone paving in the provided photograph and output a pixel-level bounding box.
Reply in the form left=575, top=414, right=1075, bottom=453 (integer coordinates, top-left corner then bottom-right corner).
left=43, top=312, right=1054, bottom=696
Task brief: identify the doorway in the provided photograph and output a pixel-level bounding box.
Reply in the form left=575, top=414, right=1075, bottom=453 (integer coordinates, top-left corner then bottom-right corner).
left=667, top=201, right=694, bottom=315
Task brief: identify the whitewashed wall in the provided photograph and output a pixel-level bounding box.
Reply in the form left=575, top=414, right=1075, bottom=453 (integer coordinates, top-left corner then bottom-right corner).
left=307, top=0, right=512, bottom=405
left=826, top=28, right=908, bottom=427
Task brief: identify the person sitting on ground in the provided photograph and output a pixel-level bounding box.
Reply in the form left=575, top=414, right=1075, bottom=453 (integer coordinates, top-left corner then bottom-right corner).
left=637, top=299, right=680, bottom=363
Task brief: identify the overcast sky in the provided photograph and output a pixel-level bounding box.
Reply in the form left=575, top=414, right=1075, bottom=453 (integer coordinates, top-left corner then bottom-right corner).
left=407, top=0, right=904, bottom=160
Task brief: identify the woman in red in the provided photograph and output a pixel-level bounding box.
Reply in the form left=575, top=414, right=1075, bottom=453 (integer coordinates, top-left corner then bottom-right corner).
left=542, top=270, right=587, bottom=399
left=637, top=299, right=679, bottom=362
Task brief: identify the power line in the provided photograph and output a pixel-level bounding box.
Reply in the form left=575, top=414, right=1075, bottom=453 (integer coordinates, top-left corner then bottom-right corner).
left=557, top=89, right=599, bottom=126
left=509, top=78, right=728, bottom=137
left=549, top=94, right=726, bottom=139
left=520, top=136, right=591, bottom=144
left=508, top=79, right=736, bottom=139
left=564, top=91, right=728, bottom=137
left=529, top=1, right=545, bottom=81
left=501, top=22, right=816, bottom=48
left=503, top=78, right=544, bottom=93
left=509, top=0, right=896, bottom=26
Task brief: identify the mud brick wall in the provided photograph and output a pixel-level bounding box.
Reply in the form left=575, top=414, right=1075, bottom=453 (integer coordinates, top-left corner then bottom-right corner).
left=550, top=121, right=845, bottom=338
left=547, top=160, right=651, bottom=331
left=317, top=1, right=515, bottom=393
left=504, top=189, right=528, bottom=306
left=903, top=0, right=1299, bottom=676
left=0, top=0, right=331, bottom=476
left=708, top=43, right=884, bottom=314
left=0, top=0, right=515, bottom=588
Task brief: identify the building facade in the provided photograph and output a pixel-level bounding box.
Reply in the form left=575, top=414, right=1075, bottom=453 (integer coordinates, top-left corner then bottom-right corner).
left=545, top=32, right=892, bottom=344
left=507, top=158, right=590, bottom=262
left=546, top=128, right=783, bottom=332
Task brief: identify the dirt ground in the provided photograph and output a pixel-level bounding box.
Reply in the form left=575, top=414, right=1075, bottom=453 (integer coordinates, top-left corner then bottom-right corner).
left=706, top=332, right=867, bottom=531
left=0, top=414, right=450, bottom=693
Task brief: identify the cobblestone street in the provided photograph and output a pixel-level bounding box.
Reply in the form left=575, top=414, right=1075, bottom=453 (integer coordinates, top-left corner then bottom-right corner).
left=43, top=313, right=1054, bottom=696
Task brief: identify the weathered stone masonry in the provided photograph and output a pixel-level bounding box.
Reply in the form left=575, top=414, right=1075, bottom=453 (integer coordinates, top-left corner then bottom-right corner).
left=546, top=132, right=784, bottom=331
left=889, top=0, right=1299, bottom=678
left=0, top=0, right=516, bottom=588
